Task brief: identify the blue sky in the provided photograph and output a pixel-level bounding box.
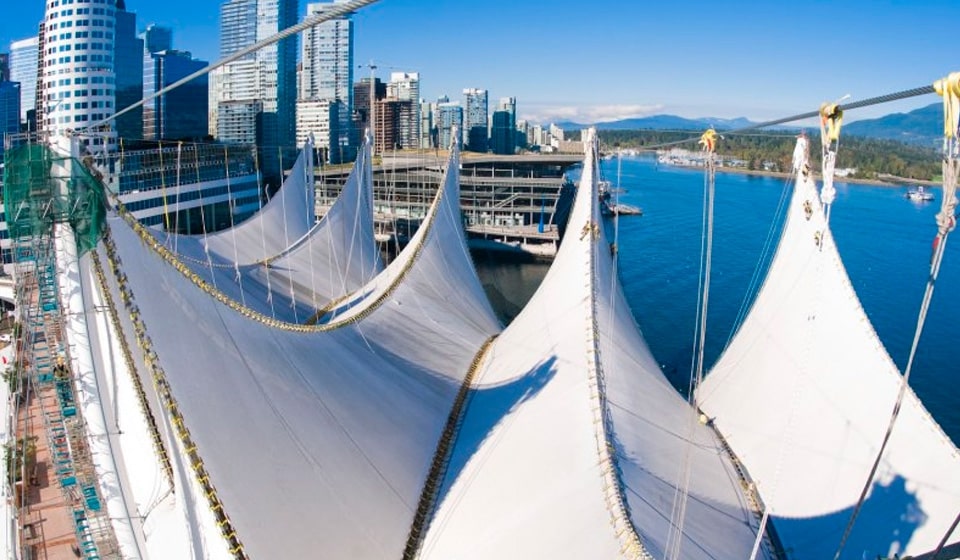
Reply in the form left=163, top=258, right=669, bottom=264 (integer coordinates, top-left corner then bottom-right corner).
left=4, top=0, right=957, bottom=124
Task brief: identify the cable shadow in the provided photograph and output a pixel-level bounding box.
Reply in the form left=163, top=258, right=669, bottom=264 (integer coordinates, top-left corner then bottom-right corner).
left=772, top=474, right=925, bottom=559
left=436, top=355, right=558, bottom=507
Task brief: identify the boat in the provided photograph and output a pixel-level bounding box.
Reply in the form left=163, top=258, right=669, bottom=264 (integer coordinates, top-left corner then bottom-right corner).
left=609, top=202, right=642, bottom=215
left=906, top=185, right=935, bottom=201
left=598, top=151, right=642, bottom=216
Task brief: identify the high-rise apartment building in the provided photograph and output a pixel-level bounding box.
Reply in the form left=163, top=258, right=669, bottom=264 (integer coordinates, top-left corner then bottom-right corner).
left=462, top=87, right=488, bottom=152
left=296, top=98, right=341, bottom=158
left=549, top=123, right=565, bottom=142
left=353, top=76, right=384, bottom=137
left=436, top=100, right=462, bottom=150
left=38, top=0, right=120, bottom=151
left=374, top=98, right=400, bottom=153
left=114, top=0, right=143, bottom=140
left=217, top=0, right=297, bottom=151
left=10, top=37, right=38, bottom=129
left=143, top=50, right=208, bottom=140
left=388, top=72, right=419, bottom=150
left=298, top=0, right=352, bottom=160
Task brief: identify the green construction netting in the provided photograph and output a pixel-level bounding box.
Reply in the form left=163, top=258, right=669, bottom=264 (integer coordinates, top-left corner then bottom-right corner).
left=3, top=143, right=107, bottom=255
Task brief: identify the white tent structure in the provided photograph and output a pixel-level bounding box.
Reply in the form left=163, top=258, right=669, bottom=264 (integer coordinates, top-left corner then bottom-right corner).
left=420, top=130, right=774, bottom=560
left=697, top=140, right=960, bottom=558
left=202, top=136, right=316, bottom=263
left=87, top=139, right=501, bottom=558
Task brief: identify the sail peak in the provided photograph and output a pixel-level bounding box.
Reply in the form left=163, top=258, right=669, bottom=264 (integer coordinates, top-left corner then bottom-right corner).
left=421, top=131, right=771, bottom=559
left=698, top=142, right=960, bottom=557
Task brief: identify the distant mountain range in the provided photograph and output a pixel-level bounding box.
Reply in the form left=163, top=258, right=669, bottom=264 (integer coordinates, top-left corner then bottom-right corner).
left=555, top=115, right=756, bottom=132
left=842, top=103, right=940, bottom=147
left=556, top=103, right=942, bottom=147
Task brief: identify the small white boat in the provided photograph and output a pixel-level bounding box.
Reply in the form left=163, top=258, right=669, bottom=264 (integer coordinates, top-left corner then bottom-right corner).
left=906, top=185, right=934, bottom=202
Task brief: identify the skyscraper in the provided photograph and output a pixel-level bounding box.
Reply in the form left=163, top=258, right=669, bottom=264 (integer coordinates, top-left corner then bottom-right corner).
left=140, top=25, right=208, bottom=140
left=0, top=82, right=21, bottom=158
left=141, top=24, right=173, bottom=54
left=143, top=50, right=208, bottom=140
left=298, top=0, right=352, bottom=160
left=114, top=0, right=143, bottom=140
left=462, top=87, right=487, bottom=152
left=0, top=54, right=9, bottom=83
left=490, top=96, right=516, bottom=155
left=10, top=36, right=39, bottom=128
left=419, top=99, right=433, bottom=149
left=39, top=0, right=119, bottom=151
left=217, top=0, right=297, bottom=151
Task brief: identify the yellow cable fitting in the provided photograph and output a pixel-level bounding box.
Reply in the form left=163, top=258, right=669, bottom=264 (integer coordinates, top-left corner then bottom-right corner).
left=820, top=102, right=844, bottom=142
left=699, top=128, right=718, bottom=153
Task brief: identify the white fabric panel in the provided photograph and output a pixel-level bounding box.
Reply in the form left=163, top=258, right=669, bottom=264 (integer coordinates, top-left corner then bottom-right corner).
left=202, top=141, right=315, bottom=263
left=154, top=142, right=315, bottom=267
left=423, top=133, right=765, bottom=559
left=698, top=164, right=960, bottom=558
left=249, top=137, right=383, bottom=308
left=98, top=142, right=499, bottom=559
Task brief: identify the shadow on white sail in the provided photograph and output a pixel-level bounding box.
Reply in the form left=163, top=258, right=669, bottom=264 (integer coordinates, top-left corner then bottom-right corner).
left=697, top=138, right=960, bottom=558
left=90, top=136, right=500, bottom=558
left=420, top=129, right=772, bottom=560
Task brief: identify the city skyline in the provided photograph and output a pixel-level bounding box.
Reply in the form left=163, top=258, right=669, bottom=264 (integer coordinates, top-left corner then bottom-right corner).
left=3, top=0, right=958, bottom=125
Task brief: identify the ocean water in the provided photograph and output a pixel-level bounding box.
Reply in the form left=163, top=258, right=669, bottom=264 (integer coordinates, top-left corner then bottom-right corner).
left=476, top=154, right=960, bottom=445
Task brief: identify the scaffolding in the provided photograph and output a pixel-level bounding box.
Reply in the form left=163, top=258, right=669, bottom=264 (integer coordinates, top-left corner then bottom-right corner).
left=2, top=132, right=118, bottom=559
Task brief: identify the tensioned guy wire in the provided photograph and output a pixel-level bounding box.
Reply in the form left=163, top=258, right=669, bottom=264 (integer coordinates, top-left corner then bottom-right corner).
left=621, top=85, right=938, bottom=151
left=77, top=0, right=382, bottom=134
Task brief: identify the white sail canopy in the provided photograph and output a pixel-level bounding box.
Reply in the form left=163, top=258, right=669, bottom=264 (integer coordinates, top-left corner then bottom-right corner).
left=697, top=147, right=960, bottom=558
left=422, top=131, right=771, bottom=560
left=142, top=136, right=382, bottom=321
left=247, top=134, right=383, bottom=310
left=154, top=139, right=316, bottom=267
left=201, top=138, right=315, bottom=262
left=94, top=140, right=500, bottom=559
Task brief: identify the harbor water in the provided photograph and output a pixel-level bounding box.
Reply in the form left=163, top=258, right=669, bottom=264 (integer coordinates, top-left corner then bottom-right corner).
left=476, top=153, right=960, bottom=445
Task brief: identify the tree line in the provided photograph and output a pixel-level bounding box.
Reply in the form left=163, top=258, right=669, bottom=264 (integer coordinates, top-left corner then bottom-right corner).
left=566, top=129, right=942, bottom=181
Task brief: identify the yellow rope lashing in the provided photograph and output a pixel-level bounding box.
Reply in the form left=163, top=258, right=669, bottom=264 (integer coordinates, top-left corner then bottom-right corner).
left=933, top=71, right=960, bottom=139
